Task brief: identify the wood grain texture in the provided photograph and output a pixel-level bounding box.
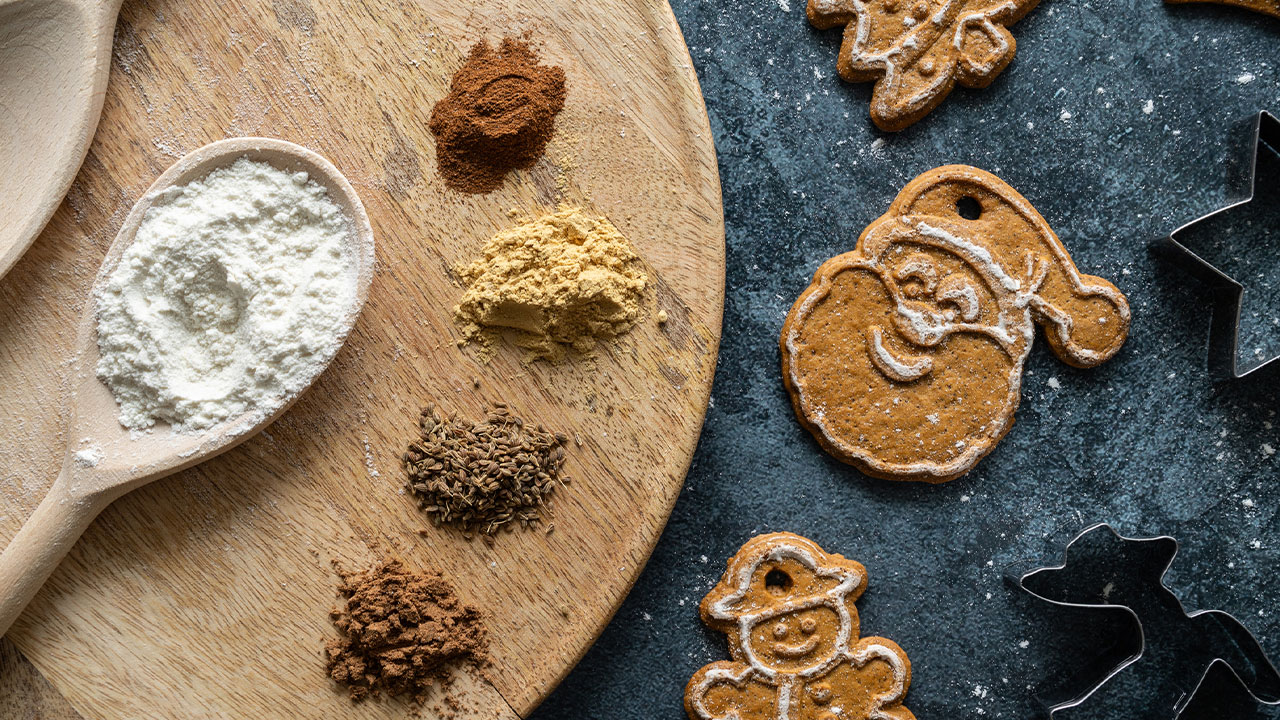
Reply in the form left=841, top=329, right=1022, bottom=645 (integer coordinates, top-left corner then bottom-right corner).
left=0, top=136, right=376, bottom=640
left=0, top=0, right=724, bottom=717
left=0, top=639, right=84, bottom=720
left=0, top=0, right=121, bottom=278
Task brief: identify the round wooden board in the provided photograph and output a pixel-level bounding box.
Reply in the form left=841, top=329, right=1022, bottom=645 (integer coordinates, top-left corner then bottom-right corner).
left=0, top=0, right=724, bottom=717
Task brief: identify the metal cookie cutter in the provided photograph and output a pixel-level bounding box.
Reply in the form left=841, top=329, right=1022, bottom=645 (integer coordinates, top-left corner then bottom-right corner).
left=1013, top=523, right=1280, bottom=718
left=1164, top=110, right=1280, bottom=381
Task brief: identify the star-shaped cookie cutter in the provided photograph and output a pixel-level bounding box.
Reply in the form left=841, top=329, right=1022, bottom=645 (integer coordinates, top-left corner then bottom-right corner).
left=1165, top=110, right=1280, bottom=381
left=1012, top=523, right=1280, bottom=718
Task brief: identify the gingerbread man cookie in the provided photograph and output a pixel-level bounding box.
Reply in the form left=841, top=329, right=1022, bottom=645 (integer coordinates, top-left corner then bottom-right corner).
left=1166, top=0, right=1280, bottom=20
left=686, top=533, right=913, bottom=720
left=807, top=0, right=1041, bottom=131
left=781, top=165, right=1129, bottom=483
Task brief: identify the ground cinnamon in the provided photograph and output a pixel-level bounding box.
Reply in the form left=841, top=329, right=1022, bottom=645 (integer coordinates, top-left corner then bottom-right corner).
left=325, top=559, right=488, bottom=704
left=429, top=37, right=567, bottom=193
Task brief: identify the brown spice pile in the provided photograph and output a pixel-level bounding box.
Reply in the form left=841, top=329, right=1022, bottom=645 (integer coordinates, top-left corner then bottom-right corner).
left=402, top=404, right=568, bottom=536
left=325, top=559, right=488, bottom=704
left=429, top=37, right=567, bottom=193
left=454, top=206, right=648, bottom=362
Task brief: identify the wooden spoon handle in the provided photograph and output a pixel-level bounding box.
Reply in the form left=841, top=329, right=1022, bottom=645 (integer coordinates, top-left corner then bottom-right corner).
left=0, top=474, right=112, bottom=637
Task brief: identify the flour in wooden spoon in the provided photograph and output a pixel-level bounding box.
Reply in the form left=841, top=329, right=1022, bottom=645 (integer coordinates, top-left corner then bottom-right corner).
left=95, top=158, right=356, bottom=432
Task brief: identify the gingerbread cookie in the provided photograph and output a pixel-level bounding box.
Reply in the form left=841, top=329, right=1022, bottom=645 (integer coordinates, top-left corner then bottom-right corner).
left=807, top=0, right=1041, bottom=131
left=686, top=533, right=914, bottom=720
left=781, top=165, right=1129, bottom=483
left=1166, top=0, right=1280, bottom=19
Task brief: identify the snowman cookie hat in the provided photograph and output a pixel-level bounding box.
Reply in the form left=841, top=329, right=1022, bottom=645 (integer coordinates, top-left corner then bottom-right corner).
left=701, top=533, right=868, bottom=628
left=867, top=164, right=1131, bottom=367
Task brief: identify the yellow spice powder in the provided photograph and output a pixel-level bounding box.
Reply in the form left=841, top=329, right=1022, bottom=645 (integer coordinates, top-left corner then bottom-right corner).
left=454, top=207, right=647, bottom=362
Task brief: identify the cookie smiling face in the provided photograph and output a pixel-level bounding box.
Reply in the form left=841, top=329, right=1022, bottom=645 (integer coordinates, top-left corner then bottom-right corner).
left=781, top=165, right=1130, bottom=483
left=700, top=533, right=868, bottom=679
left=687, top=533, right=917, bottom=720
left=746, top=605, right=843, bottom=674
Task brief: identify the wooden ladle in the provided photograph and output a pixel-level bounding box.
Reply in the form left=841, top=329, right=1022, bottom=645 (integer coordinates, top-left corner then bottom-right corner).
left=0, top=0, right=124, bottom=278
left=0, top=137, right=375, bottom=637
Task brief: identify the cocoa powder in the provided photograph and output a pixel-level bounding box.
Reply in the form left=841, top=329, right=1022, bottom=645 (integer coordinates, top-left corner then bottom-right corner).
left=325, top=559, right=488, bottom=704
left=429, top=37, right=567, bottom=193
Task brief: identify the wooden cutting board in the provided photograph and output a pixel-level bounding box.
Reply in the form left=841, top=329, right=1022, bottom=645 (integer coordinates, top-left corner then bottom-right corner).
left=0, top=0, right=723, bottom=717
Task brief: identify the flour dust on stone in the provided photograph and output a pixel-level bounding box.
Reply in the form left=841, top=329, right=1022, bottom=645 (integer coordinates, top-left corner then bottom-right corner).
left=95, top=158, right=357, bottom=432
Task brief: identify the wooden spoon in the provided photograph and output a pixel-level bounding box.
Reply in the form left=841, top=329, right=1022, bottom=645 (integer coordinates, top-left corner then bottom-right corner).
left=0, top=137, right=375, bottom=637
left=0, top=0, right=124, bottom=278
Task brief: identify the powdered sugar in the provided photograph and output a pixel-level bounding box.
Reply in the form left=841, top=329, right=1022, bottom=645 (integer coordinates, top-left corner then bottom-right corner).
left=95, top=158, right=357, bottom=432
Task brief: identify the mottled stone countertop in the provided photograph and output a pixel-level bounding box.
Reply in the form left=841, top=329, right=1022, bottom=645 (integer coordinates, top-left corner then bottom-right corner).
left=533, top=1, right=1280, bottom=718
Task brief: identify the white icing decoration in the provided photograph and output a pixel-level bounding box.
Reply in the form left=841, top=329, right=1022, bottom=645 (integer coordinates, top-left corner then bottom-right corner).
left=782, top=167, right=1129, bottom=481
left=891, top=253, right=938, bottom=294
left=853, top=644, right=909, bottom=720
left=809, top=0, right=855, bottom=14
left=689, top=540, right=911, bottom=720
left=820, top=0, right=1031, bottom=125
left=914, top=222, right=1020, bottom=292
left=867, top=325, right=933, bottom=382
left=937, top=277, right=980, bottom=321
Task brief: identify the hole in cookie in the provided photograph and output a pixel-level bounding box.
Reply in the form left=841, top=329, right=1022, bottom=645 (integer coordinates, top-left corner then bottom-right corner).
left=956, top=196, right=982, bottom=220
left=765, top=569, right=793, bottom=595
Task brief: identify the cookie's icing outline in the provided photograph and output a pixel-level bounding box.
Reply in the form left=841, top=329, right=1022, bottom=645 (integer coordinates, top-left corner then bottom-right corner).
left=783, top=222, right=1031, bottom=480
left=781, top=165, right=1129, bottom=481
left=688, top=534, right=912, bottom=720
left=810, top=0, right=1040, bottom=129
left=706, top=540, right=864, bottom=681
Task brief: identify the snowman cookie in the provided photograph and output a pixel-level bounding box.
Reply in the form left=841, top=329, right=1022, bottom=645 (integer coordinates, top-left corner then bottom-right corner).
left=807, top=0, right=1042, bottom=131
left=686, top=533, right=914, bottom=720
left=781, top=165, right=1129, bottom=483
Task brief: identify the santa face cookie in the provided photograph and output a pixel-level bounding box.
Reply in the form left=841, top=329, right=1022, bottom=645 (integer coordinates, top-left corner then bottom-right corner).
left=686, top=533, right=914, bottom=720
left=781, top=165, right=1129, bottom=483
left=807, top=0, right=1041, bottom=131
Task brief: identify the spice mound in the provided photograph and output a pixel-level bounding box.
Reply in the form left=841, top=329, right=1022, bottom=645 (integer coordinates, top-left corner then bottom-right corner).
left=325, top=558, right=488, bottom=704
left=429, top=37, right=567, bottom=194
left=454, top=207, right=647, bottom=362
left=94, top=158, right=357, bottom=432
left=403, top=404, right=568, bottom=536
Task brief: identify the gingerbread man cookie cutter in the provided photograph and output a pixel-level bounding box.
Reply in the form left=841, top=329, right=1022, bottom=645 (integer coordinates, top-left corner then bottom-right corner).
left=1012, top=523, right=1280, bottom=718
left=686, top=533, right=914, bottom=720
left=1164, top=110, right=1280, bottom=382
left=781, top=165, right=1130, bottom=483
left=806, top=0, right=1042, bottom=131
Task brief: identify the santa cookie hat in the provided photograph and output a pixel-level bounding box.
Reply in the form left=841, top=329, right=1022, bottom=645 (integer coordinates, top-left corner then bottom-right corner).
left=874, top=164, right=1131, bottom=367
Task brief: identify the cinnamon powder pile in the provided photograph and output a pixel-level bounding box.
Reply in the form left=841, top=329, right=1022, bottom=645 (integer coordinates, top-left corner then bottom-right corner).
left=429, top=37, right=567, bottom=193
left=325, top=559, right=488, bottom=704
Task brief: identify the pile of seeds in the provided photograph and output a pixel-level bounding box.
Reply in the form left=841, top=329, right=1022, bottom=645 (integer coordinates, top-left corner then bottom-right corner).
left=402, top=404, right=569, bottom=536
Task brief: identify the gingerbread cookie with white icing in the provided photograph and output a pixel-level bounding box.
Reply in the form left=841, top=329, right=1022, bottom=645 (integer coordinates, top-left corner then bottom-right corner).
left=807, top=0, right=1042, bottom=131
left=1165, top=0, right=1280, bottom=20
left=781, top=165, right=1129, bottom=483
left=686, top=532, right=914, bottom=720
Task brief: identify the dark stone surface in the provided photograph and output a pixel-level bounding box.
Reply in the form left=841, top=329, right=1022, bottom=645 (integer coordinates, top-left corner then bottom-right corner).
left=531, top=2, right=1280, bottom=718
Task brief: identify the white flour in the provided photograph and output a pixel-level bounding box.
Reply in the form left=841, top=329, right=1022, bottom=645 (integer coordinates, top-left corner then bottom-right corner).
left=95, top=158, right=356, bottom=432
left=73, top=444, right=104, bottom=468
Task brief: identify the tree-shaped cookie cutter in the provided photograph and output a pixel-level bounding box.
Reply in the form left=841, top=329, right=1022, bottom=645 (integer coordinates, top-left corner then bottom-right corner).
left=1013, top=523, right=1280, bottom=718
left=1164, top=110, right=1280, bottom=382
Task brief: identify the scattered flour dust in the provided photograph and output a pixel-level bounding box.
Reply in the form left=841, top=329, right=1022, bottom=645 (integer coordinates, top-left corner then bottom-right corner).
left=73, top=443, right=104, bottom=468
left=95, top=158, right=357, bottom=432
